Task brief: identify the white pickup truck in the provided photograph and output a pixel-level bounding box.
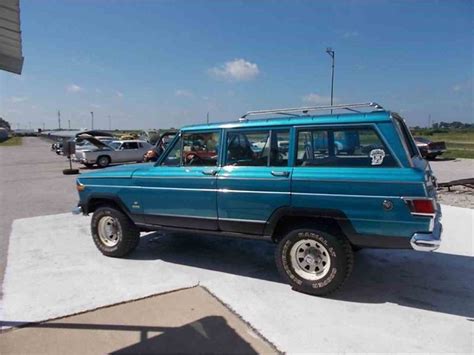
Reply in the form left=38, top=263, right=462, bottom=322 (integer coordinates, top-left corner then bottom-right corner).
left=74, top=137, right=153, bottom=168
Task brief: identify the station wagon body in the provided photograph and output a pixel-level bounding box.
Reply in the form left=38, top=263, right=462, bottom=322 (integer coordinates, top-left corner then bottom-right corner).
left=74, top=103, right=442, bottom=295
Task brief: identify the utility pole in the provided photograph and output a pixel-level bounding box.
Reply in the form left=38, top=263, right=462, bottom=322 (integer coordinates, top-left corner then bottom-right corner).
left=68, top=119, right=71, bottom=130
left=206, top=112, right=209, bottom=124
left=326, top=47, right=335, bottom=113
left=58, top=110, right=61, bottom=130
left=90, top=111, right=94, bottom=130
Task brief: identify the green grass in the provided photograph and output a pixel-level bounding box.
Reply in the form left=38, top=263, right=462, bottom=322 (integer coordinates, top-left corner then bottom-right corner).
left=0, top=136, right=22, bottom=146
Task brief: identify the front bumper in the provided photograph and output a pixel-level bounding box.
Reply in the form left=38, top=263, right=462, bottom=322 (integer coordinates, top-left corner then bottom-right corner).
left=72, top=205, right=83, bottom=215
left=410, top=219, right=442, bottom=252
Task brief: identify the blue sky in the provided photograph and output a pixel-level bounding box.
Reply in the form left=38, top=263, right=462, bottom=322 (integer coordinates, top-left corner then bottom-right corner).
left=0, top=0, right=472, bottom=130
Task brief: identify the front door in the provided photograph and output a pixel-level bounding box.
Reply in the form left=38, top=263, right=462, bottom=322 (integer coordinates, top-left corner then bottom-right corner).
left=217, top=128, right=291, bottom=235
left=135, top=130, right=221, bottom=230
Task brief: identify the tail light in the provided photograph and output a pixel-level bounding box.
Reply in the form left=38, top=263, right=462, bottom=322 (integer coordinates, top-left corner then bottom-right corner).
left=404, top=198, right=436, bottom=216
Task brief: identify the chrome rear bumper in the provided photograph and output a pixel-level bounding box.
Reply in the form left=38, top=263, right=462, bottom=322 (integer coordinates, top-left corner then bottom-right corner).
left=410, top=220, right=442, bottom=252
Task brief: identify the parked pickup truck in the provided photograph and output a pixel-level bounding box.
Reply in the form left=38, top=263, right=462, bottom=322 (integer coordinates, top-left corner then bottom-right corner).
left=73, top=136, right=153, bottom=168
left=73, top=102, right=442, bottom=296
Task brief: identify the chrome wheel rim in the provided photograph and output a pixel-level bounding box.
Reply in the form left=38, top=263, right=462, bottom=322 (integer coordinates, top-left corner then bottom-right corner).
left=98, top=157, right=108, bottom=166
left=97, top=216, right=121, bottom=247
left=290, top=238, right=331, bottom=281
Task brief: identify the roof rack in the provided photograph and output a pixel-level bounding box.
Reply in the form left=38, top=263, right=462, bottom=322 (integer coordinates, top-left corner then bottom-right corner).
left=239, top=102, right=384, bottom=121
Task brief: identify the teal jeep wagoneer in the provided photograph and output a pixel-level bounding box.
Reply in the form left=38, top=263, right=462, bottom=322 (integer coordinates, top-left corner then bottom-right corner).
left=74, top=103, right=442, bottom=295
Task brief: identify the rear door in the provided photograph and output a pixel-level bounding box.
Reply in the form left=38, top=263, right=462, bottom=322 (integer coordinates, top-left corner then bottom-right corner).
left=217, top=128, right=291, bottom=235
left=291, top=125, right=410, bottom=237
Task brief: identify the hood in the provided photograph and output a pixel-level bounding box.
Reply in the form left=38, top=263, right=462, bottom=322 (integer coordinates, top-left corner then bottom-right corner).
left=79, top=163, right=153, bottom=180
left=78, top=135, right=113, bottom=150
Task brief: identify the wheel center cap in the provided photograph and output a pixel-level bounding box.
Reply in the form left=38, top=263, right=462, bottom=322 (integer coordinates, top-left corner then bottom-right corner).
left=305, top=254, right=316, bottom=265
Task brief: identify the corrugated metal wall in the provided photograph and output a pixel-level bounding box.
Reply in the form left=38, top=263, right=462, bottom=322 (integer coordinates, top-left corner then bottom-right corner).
left=0, top=0, right=23, bottom=74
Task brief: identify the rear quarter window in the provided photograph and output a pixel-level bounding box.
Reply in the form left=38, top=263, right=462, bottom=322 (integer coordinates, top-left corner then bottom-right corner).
left=296, top=127, right=397, bottom=168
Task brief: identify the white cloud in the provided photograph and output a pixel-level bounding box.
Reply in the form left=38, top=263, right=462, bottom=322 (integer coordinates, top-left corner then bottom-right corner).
left=302, top=93, right=337, bottom=105
left=116, top=91, right=124, bottom=98
left=342, top=31, right=359, bottom=39
left=66, top=84, right=83, bottom=93
left=9, top=96, right=28, bottom=103
left=175, top=89, right=194, bottom=98
left=452, top=80, right=471, bottom=92
left=209, top=58, right=260, bottom=81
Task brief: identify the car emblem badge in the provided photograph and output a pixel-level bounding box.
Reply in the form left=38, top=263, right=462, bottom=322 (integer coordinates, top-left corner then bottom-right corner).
left=383, top=199, right=393, bottom=211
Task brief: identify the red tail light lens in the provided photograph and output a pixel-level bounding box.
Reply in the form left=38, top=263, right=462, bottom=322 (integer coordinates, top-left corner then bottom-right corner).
left=405, top=199, right=436, bottom=215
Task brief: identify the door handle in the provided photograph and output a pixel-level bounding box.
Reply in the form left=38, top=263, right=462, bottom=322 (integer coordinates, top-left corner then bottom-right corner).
left=271, top=171, right=290, bottom=177
left=202, top=169, right=218, bottom=176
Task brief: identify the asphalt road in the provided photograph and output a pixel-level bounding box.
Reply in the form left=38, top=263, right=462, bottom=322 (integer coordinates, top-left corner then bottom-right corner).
left=0, top=137, right=78, bottom=298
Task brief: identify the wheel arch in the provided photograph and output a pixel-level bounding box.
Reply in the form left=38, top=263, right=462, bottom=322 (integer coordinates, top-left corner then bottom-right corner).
left=265, top=207, right=355, bottom=243
left=83, top=193, right=135, bottom=221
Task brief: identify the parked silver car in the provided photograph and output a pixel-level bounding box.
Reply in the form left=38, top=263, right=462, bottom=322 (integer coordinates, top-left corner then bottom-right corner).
left=74, top=137, right=153, bottom=168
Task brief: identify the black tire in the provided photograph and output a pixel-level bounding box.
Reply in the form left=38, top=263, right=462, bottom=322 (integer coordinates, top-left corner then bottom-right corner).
left=91, top=206, right=140, bottom=257
left=275, top=227, right=354, bottom=296
left=62, top=168, right=80, bottom=175
left=96, top=155, right=111, bottom=168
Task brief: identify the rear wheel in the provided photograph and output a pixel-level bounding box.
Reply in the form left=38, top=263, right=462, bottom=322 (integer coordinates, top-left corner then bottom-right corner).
left=91, top=206, right=140, bottom=257
left=275, top=227, right=353, bottom=296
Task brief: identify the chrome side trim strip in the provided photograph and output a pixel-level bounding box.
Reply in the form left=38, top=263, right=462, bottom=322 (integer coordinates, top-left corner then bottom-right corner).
left=144, top=213, right=265, bottom=224
left=291, top=178, right=423, bottom=185
left=292, top=192, right=400, bottom=199
left=146, top=212, right=217, bottom=220
left=219, top=189, right=290, bottom=195
left=219, top=217, right=266, bottom=223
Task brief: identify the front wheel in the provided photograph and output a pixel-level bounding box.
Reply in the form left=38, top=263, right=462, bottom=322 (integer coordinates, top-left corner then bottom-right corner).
left=275, top=228, right=354, bottom=296
left=91, top=206, right=140, bottom=257
left=96, top=155, right=111, bottom=168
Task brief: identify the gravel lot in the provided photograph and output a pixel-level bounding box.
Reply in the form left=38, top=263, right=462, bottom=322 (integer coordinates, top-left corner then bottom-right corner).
left=430, top=158, right=474, bottom=209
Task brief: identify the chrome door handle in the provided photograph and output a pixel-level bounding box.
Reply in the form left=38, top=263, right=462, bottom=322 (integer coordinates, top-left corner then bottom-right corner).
left=271, top=171, right=290, bottom=177
left=202, top=169, right=218, bottom=176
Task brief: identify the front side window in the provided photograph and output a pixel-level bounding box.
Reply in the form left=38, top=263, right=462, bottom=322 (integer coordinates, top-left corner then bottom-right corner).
left=296, top=127, right=397, bottom=167
left=161, top=131, right=220, bottom=166
left=161, top=136, right=182, bottom=166
left=182, top=132, right=220, bottom=166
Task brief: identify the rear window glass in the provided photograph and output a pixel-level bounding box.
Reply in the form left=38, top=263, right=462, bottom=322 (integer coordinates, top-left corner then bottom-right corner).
left=296, top=127, right=397, bottom=168
left=395, top=118, right=419, bottom=158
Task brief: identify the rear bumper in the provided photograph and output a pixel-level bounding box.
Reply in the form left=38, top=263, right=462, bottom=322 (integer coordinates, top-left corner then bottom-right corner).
left=410, top=220, right=442, bottom=252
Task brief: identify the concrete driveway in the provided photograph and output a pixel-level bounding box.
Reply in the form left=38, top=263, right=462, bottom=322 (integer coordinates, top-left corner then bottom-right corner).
left=1, top=204, right=472, bottom=353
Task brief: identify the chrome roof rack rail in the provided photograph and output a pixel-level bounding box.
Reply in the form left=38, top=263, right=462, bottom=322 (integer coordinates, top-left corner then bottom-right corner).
left=239, top=102, right=384, bottom=121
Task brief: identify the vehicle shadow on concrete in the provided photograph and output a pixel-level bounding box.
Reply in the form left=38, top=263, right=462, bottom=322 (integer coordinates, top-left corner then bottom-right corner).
left=131, top=232, right=473, bottom=319
left=134, top=232, right=280, bottom=282
left=1, top=316, right=260, bottom=354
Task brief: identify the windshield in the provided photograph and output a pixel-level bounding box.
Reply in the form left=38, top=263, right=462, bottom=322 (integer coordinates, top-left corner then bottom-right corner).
left=109, top=142, right=121, bottom=150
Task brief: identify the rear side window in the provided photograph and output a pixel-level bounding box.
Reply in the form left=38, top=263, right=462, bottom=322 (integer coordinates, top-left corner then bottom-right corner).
left=296, top=127, right=397, bottom=167
left=122, top=142, right=139, bottom=149
left=225, top=129, right=290, bottom=167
